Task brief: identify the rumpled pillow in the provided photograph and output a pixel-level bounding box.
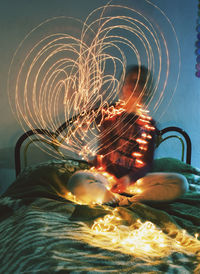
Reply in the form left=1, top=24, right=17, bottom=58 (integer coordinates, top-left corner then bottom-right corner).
left=152, top=157, right=199, bottom=174
left=3, top=159, right=90, bottom=202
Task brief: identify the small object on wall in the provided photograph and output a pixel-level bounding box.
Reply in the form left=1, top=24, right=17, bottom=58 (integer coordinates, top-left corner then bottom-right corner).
left=195, top=1, right=200, bottom=77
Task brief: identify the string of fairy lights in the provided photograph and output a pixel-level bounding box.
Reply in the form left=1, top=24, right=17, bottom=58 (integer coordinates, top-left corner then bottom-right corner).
left=78, top=210, right=200, bottom=262
left=64, top=183, right=200, bottom=262
left=63, top=169, right=200, bottom=259
left=8, top=0, right=180, bottom=161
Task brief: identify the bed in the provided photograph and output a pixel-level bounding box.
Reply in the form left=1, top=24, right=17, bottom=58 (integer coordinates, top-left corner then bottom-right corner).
left=1, top=120, right=200, bottom=273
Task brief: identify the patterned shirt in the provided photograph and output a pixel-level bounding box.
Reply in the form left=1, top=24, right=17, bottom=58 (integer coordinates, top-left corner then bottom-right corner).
left=97, top=106, right=156, bottom=182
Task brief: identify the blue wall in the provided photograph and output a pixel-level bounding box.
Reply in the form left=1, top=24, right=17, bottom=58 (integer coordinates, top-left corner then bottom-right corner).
left=0, top=0, right=199, bottom=192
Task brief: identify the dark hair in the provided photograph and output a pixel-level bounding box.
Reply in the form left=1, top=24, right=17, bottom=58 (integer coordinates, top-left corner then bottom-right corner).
left=123, top=65, right=154, bottom=103
left=125, top=65, right=148, bottom=79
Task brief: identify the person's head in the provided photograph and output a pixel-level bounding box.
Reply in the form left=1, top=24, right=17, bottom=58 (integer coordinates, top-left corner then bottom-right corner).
left=67, top=170, right=108, bottom=204
left=120, top=65, right=152, bottom=112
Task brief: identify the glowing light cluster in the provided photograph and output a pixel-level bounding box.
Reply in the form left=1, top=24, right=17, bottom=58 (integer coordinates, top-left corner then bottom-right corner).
left=64, top=179, right=200, bottom=260
left=100, top=100, right=126, bottom=122
left=8, top=0, right=180, bottom=160
left=78, top=210, right=200, bottom=262
left=133, top=106, right=155, bottom=168
left=89, top=166, right=117, bottom=189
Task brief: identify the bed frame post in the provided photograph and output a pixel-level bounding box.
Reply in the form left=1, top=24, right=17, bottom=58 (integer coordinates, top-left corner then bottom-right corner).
left=159, top=126, right=192, bottom=165
left=15, top=129, right=54, bottom=177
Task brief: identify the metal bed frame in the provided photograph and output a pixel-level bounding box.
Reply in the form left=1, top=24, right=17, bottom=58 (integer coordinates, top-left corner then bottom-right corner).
left=14, top=122, right=192, bottom=177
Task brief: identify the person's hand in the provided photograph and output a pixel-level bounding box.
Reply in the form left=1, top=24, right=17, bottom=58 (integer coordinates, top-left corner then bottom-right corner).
left=118, top=195, right=131, bottom=206
left=102, top=191, right=120, bottom=206
left=111, top=175, right=131, bottom=193
left=103, top=193, right=132, bottom=206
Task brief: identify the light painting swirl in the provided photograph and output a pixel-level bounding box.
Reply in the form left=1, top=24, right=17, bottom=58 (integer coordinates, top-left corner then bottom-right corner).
left=8, top=0, right=181, bottom=161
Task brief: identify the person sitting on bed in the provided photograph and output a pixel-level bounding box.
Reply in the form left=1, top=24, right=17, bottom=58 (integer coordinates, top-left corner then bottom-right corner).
left=67, top=65, right=189, bottom=206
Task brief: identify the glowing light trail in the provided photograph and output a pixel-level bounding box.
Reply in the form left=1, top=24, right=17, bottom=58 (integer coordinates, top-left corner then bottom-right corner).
left=8, top=0, right=180, bottom=161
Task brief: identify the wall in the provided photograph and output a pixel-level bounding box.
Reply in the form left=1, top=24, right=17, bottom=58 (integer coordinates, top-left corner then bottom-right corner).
left=0, top=0, right=199, bottom=193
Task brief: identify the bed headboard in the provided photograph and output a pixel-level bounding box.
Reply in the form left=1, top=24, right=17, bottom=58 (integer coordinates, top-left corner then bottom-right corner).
left=14, top=124, right=192, bottom=177
left=156, top=126, right=191, bottom=165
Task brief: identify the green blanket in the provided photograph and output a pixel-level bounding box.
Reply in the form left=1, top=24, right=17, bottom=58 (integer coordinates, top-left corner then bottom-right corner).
left=0, top=158, right=200, bottom=273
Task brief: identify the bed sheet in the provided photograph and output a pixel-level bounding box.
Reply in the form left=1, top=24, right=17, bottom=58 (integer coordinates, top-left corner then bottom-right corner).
left=0, top=158, right=200, bottom=273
